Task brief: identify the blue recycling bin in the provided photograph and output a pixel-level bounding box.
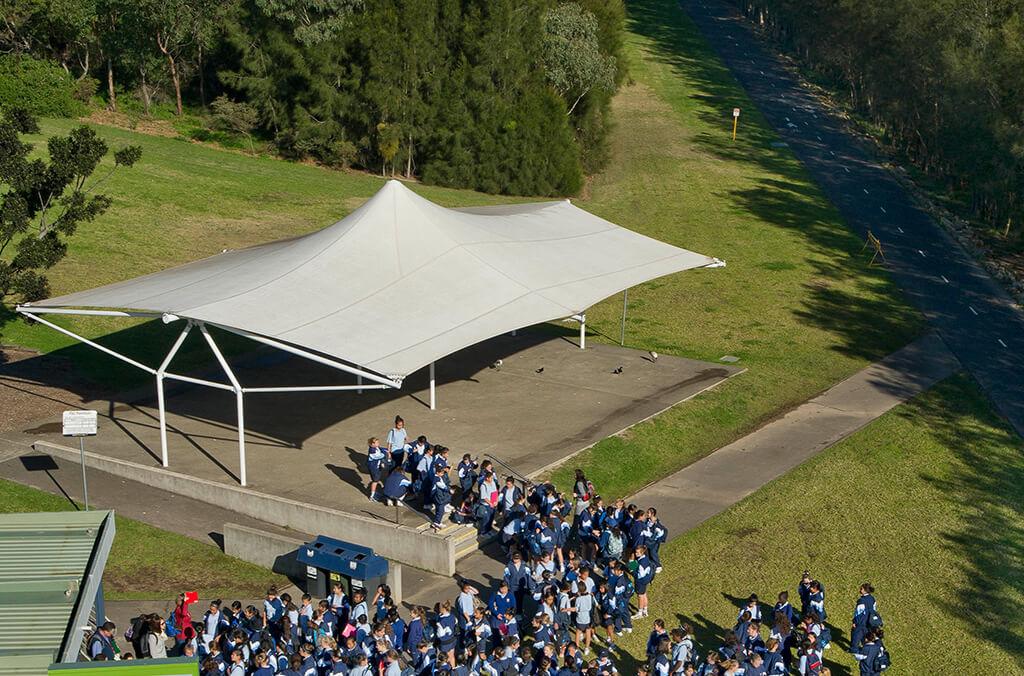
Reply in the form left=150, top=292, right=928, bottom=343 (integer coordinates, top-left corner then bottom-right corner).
left=296, top=535, right=389, bottom=598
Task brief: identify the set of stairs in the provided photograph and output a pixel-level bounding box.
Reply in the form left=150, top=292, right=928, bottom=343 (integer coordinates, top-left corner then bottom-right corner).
left=415, top=519, right=499, bottom=561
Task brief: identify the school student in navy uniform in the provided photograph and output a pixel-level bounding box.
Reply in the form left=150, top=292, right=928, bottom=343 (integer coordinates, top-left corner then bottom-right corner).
left=412, top=640, right=436, bottom=675
left=797, top=571, right=814, bottom=617
left=498, top=477, right=524, bottom=518
left=644, top=508, right=668, bottom=572
left=382, top=465, right=411, bottom=506
left=807, top=581, right=826, bottom=622
left=366, top=436, right=388, bottom=502
left=850, top=582, right=879, bottom=651
left=504, top=551, right=533, bottom=614
left=430, top=465, right=453, bottom=530
left=457, top=454, right=479, bottom=495
left=852, top=629, right=888, bottom=676
left=630, top=545, right=654, bottom=619
left=607, top=562, right=634, bottom=635
left=415, top=445, right=435, bottom=501
left=435, top=600, right=459, bottom=667
left=652, top=637, right=672, bottom=676
left=762, top=638, right=786, bottom=675
left=773, top=591, right=798, bottom=627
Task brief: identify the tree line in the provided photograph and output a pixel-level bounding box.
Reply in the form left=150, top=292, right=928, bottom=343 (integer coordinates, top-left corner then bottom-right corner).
left=0, top=0, right=628, bottom=196
left=734, top=0, right=1024, bottom=240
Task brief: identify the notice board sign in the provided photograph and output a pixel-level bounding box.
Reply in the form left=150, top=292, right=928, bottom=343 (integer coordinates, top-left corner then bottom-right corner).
left=62, top=410, right=98, bottom=437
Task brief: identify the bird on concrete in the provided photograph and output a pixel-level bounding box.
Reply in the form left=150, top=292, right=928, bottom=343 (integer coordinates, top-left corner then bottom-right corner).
left=649, top=351, right=659, bottom=362
left=491, top=359, right=503, bottom=370
left=612, top=366, right=623, bottom=374
left=535, top=367, right=545, bottom=374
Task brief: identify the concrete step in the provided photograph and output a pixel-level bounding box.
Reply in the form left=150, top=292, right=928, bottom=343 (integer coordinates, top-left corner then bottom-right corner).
left=452, top=526, right=499, bottom=560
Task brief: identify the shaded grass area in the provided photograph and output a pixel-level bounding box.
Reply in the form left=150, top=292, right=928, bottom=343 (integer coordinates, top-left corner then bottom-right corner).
left=612, top=374, right=1024, bottom=672
left=547, top=0, right=922, bottom=497
left=0, top=477, right=285, bottom=601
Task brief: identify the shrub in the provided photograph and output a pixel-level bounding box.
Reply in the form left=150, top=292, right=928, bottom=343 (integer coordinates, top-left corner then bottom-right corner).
left=0, top=55, right=85, bottom=117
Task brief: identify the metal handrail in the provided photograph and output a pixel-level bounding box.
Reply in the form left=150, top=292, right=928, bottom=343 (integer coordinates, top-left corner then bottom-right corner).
left=483, top=453, right=531, bottom=486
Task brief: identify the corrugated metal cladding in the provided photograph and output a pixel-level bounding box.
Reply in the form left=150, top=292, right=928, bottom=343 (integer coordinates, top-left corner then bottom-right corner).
left=0, top=510, right=114, bottom=670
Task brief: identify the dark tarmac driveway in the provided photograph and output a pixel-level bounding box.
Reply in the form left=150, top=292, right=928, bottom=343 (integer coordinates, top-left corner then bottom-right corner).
left=678, top=0, right=1024, bottom=437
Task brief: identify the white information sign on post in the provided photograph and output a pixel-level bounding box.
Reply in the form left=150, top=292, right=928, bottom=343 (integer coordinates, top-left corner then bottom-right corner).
left=62, top=410, right=98, bottom=437
left=62, top=409, right=97, bottom=510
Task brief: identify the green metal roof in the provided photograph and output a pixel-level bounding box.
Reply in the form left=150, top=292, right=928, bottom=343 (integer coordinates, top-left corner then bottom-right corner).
left=0, top=510, right=115, bottom=672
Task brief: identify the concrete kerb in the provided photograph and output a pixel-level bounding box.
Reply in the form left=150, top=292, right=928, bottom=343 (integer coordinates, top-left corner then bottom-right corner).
left=30, top=439, right=456, bottom=576
left=527, top=366, right=747, bottom=480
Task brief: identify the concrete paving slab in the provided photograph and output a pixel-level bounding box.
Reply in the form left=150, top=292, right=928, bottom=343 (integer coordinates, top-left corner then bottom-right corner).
left=0, top=331, right=741, bottom=526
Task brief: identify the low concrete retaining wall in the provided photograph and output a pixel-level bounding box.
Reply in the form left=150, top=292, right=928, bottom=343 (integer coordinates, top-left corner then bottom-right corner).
left=32, top=440, right=455, bottom=575
left=224, top=523, right=404, bottom=602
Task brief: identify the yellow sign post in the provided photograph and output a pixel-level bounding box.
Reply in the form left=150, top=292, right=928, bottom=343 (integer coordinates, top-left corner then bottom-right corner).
left=732, top=108, right=740, bottom=141
left=862, top=230, right=886, bottom=266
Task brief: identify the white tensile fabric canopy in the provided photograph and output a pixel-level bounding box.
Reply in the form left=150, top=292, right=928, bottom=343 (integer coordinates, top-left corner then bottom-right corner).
left=19, top=180, right=720, bottom=486
left=26, top=180, right=717, bottom=381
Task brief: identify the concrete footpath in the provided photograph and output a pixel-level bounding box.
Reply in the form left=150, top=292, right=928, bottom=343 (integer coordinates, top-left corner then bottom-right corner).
left=630, top=333, right=959, bottom=537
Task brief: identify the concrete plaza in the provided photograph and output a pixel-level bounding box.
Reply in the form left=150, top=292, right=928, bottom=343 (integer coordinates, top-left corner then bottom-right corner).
left=2, top=329, right=742, bottom=526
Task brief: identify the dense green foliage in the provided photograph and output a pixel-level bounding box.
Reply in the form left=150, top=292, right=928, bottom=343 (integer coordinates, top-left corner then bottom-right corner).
left=0, top=54, right=84, bottom=117
left=0, top=109, right=140, bottom=305
left=0, top=0, right=628, bottom=196
left=734, top=0, right=1024, bottom=242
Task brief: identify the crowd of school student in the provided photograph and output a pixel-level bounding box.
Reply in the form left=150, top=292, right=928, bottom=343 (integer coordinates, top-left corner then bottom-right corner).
left=84, top=415, right=892, bottom=675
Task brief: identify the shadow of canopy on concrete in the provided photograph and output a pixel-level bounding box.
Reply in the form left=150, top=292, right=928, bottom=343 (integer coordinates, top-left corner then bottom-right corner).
left=18, top=180, right=721, bottom=485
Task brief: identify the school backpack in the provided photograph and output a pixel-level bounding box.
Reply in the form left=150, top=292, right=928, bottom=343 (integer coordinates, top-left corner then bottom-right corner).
left=126, top=617, right=150, bottom=658
left=872, top=645, right=892, bottom=672
left=817, top=625, right=832, bottom=648
left=868, top=610, right=884, bottom=629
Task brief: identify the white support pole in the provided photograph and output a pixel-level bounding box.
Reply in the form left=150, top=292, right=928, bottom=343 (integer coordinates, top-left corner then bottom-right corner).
left=235, top=389, right=246, bottom=487
left=579, top=313, right=586, bottom=350
left=199, top=324, right=248, bottom=487
left=243, top=384, right=389, bottom=394
left=15, top=307, right=163, bottom=318
left=210, top=322, right=402, bottom=389
left=357, top=375, right=363, bottom=395
left=620, top=289, right=628, bottom=346
left=429, top=361, right=436, bottom=411
left=155, top=323, right=193, bottom=468
left=17, top=312, right=156, bottom=374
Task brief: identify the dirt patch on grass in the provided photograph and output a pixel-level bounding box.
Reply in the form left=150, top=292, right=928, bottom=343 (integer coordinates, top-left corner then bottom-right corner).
left=85, top=110, right=180, bottom=138
left=0, top=346, right=107, bottom=433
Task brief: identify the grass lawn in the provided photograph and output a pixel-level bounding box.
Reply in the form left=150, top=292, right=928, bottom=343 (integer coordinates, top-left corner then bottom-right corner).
left=0, top=477, right=286, bottom=601
left=547, top=0, right=922, bottom=496
left=612, top=373, right=1024, bottom=672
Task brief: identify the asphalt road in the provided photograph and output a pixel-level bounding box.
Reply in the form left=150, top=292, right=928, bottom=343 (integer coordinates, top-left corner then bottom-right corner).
left=679, top=0, right=1024, bottom=437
